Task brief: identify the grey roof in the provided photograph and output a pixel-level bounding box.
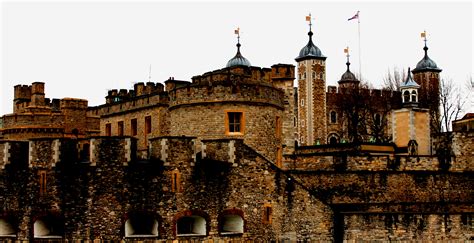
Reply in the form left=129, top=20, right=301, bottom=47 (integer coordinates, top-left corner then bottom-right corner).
left=226, top=43, right=251, bottom=68
left=338, top=60, right=359, bottom=84
left=400, top=68, right=420, bottom=89
left=295, top=31, right=326, bottom=62
left=412, top=45, right=442, bottom=73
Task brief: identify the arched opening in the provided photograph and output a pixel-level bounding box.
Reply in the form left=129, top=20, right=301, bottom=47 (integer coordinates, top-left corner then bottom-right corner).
left=125, top=213, right=158, bottom=237
left=33, top=215, right=63, bottom=238
left=328, top=133, right=339, bottom=145
left=374, top=114, right=381, bottom=127
left=220, top=215, right=244, bottom=235
left=0, top=218, right=16, bottom=237
left=176, top=216, right=206, bottom=236
left=403, top=90, right=410, bottom=103
left=411, top=90, right=417, bottom=103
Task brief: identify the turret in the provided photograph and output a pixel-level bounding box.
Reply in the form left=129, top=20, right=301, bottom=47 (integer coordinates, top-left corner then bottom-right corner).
left=337, top=47, right=359, bottom=89
left=295, top=13, right=327, bottom=145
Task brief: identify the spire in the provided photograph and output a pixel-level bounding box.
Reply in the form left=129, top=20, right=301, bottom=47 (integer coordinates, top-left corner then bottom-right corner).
left=226, top=27, right=251, bottom=68
left=296, top=14, right=325, bottom=61
left=413, top=30, right=441, bottom=73
left=344, top=46, right=351, bottom=72
left=421, top=30, right=428, bottom=57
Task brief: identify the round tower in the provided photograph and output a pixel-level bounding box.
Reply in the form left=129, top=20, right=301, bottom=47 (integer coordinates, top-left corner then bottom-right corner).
left=168, top=31, right=285, bottom=162
left=295, top=14, right=327, bottom=145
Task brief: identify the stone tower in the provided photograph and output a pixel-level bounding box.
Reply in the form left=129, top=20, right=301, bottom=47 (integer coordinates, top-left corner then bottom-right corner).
left=295, top=16, right=327, bottom=145
left=392, top=68, right=431, bottom=155
left=411, top=33, right=442, bottom=132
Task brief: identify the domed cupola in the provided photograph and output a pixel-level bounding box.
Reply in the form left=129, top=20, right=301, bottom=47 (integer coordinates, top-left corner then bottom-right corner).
left=226, top=28, right=251, bottom=68
left=338, top=47, right=359, bottom=88
left=412, top=31, right=442, bottom=73
left=295, top=14, right=326, bottom=62
left=400, top=67, right=420, bottom=107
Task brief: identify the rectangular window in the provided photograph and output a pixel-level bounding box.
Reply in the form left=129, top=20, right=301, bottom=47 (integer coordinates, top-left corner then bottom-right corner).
left=263, top=204, right=272, bottom=224
left=225, top=111, right=244, bottom=135
left=145, top=116, right=152, bottom=134
left=118, top=121, right=124, bottom=136
left=171, top=170, right=181, bottom=193
left=276, top=146, right=282, bottom=167
left=105, top=123, right=112, bottom=136
left=131, top=118, right=138, bottom=136
left=276, top=116, right=282, bottom=138
left=38, top=170, right=47, bottom=196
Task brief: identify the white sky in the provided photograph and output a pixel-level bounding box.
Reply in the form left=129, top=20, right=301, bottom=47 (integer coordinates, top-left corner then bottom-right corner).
left=1, top=1, right=472, bottom=115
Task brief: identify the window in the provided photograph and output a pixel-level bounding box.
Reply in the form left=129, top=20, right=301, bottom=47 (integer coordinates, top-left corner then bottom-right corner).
left=403, top=91, right=410, bottom=103
left=374, top=114, right=381, bottom=126
left=275, top=116, right=282, bottom=138
left=38, top=170, right=47, bottom=196
left=330, top=111, right=337, bottom=124
left=118, top=121, right=124, bottom=136
left=105, top=123, right=111, bottom=136
left=312, top=72, right=315, bottom=79
left=300, top=99, right=304, bottom=107
left=176, top=216, right=206, bottom=236
left=303, top=72, right=306, bottom=79
left=262, top=204, right=272, bottom=224
left=145, top=116, right=152, bottom=134
left=131, top=118, right=138, bottom=136
left=411, top=90, right=417, bottom=103
left=125, top=213, right=158, bottom=237
left=171, top=170, right=181, bottom=193
left=220, top=215, right=244, bottom=235
left=0, top=218, right=16, bottom=237
left=225, top=111, right=244, bottom=135
left=34, top=215, right=63, bottom=238
left=276, top=146, right=282, bottom=167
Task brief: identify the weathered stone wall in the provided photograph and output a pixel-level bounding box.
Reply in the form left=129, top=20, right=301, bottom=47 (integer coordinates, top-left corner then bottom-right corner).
left=452, top=131, right=474, bottom=171
left=343, top=213, right=473, bottom=241
left=169, top=103, right=282, bottom=162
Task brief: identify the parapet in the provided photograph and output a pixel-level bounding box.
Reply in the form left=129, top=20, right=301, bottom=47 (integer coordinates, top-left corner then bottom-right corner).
left=106, top=82, right=165, bottom=104
left=60, top=98, right=88, bottom=110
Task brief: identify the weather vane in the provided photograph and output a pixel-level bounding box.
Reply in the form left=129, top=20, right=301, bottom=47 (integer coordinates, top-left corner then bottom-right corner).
left=306, top=13, right=313, bottom=31
left=421, top=30, right=427, bottom=46
left=234, top=27, right=240, bottom=44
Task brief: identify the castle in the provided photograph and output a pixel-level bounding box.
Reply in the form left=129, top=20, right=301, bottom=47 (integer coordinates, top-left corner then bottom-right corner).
left=0, top=20, right=472, bottom=242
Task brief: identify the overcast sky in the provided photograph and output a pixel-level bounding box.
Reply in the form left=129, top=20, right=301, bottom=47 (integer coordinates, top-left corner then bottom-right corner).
left=1, top=1, right=472, bottom=115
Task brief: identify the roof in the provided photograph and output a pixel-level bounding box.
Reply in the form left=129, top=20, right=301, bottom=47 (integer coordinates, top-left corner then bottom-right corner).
left=295, top=31, right=326, bottom=62
left=226, top=43, right=251, bottom=68
left=400, top=68, right=420, bottom=89
left=412, top=45, right=442, bottom=73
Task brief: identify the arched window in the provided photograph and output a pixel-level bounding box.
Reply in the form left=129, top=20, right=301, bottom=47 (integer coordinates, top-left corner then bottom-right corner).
left=220, top=215, right=244, bottom=235
left=125, top=213, right=158, bottom=237
left=374, top=114, right=381, bottom=126
left=177, top=216, right=206, bottom=236
left=328, top=134, right=339, bottom=145
left=34, top=215, right=63, bottom=238
left=411, top=90, right=417, bottom=103
left=330, top=111, right=337, bottom=124
left=403, top=91, right=410, bottom=103
left=0, top=218, right=16, bottom=237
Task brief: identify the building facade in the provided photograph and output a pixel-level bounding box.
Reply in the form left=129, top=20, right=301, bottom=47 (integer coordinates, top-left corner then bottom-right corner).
left=0, top=21, right=472, bottom=242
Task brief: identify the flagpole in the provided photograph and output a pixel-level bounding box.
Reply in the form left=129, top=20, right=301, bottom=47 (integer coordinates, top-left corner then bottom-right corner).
left=358, top=12, right=362, bottom=80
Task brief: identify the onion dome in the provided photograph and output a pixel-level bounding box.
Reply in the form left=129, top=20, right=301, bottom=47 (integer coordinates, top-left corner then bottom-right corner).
left=226, top=39, right=251, bottom=68
left=400, top=67, right=420, bottom=89
left=295, top=30, right=326, bottom=62
left=412, top=43, right=441, bottom=73
left=338, top=50, right=359, bottom=87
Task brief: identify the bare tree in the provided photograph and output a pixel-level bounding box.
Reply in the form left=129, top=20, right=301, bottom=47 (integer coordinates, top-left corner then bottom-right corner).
left=383, top=67, right=406, bottom=91
left=432, top=78, right=466, bottom=133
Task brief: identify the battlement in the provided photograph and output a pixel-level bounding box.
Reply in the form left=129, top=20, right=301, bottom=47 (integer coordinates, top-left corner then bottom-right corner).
left=327, top=85, right=399, bottom=97
left=106, top=82, right=165, bottom=104
left=60, top=98, right=88, bottom=109
left=191, top=65, right=273, bottom=86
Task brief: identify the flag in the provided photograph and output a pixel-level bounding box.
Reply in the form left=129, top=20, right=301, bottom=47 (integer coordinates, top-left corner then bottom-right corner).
left=421, top=31, right=426, bottom=38
left=306, top=15, right=311, bottom=21
left=348, top=11, right=359, bottom=21
left=234, top=28, right=240, bottom=35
